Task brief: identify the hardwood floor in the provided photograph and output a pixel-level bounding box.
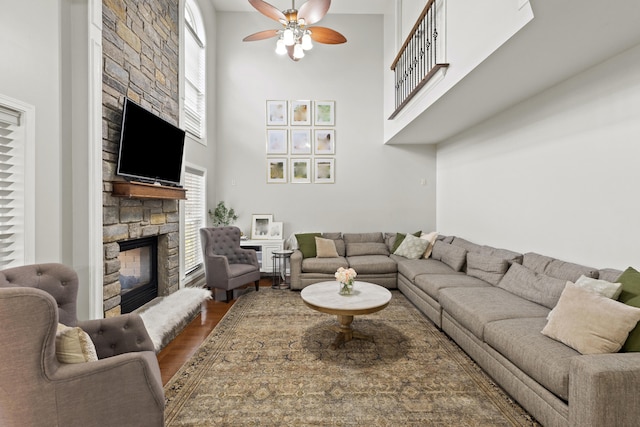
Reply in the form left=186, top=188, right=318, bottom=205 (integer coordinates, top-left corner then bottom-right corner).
left=157, top=278, right=273, bottom=385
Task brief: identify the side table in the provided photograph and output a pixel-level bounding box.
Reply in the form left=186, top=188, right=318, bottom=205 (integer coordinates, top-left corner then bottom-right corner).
left=271, top=249, right=293, bottom=289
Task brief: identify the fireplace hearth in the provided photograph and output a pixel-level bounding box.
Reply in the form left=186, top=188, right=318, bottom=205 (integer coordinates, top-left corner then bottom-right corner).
left=118, top=236, right=158, bottom=313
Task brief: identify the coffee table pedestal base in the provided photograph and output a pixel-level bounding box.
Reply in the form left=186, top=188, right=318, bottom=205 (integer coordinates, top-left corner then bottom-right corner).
left=329, top=314, right=374, bottom=350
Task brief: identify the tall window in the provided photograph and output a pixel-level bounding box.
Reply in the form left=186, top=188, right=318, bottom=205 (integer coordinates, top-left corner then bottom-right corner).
left=184, top=0, right=206, bottom=140
left=0, top=95, right=34, bottom=268
left=183, top=165, right=206, bottom=275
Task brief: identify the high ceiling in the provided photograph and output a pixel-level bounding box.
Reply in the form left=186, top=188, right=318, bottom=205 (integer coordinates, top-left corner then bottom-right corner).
left=209, top=0, right=388, bottom=14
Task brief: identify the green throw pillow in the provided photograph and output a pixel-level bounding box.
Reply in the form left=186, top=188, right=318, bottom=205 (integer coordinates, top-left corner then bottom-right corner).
left=295, top=233, right=321, bottom=258
left=617, top=266, right=640, bottom=352
left=391, top=231, right=421, bottom=253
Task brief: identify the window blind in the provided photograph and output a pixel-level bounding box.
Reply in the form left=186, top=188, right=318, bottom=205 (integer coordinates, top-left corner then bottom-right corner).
left=0, top=105, right=24, bottom=268
left=183, top=168, right=205, bottom=274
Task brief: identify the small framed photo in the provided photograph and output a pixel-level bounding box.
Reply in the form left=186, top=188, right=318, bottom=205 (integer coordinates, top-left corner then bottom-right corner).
left=267, top=158, right=287, bottom=183
left=269, top=221, right=283, bottom=240
left=266, top=100, right=287, bottom=125
left=266, top=129, right=288, bottom=154
left=314, top=158, right=335, bottom=184
left=290, top=129, right=311, bottom=154
left=290, top=158, right=311, bottom=184
left=314, top=100, right=335, bottom=126
left=314, top=129, right=335, bottom=155
left=251, top=214, right=273, bottom=239
left=291, top=100, right=311, bottom=126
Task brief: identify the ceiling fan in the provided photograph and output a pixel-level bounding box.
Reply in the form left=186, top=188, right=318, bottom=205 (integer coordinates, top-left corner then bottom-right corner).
left=242, top=0, right=347, bottom=61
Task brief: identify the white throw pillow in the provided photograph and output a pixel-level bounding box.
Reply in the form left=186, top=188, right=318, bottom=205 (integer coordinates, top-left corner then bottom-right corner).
left=394, top=233, right=430, bottom=259
left=574, top=275, right=622, bottom=299
left=56, top=323, right=98, bottom=363
left=542, top=282, right=640, bottom=354
left=420, top=231, right=438, bottom=259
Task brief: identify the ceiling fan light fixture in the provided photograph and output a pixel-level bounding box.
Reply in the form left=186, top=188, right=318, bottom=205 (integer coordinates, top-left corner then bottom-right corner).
left=293, top=43, right=305, bottom=59
left=283, top=28, right=295, bottom=46
left=275, top=39, right=287, bottom=55
left=301, top=32, right=313, bottom=50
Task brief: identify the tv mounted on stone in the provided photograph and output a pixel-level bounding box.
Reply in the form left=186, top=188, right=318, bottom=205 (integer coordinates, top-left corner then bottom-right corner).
left=117, top=98, right=186, bottom=187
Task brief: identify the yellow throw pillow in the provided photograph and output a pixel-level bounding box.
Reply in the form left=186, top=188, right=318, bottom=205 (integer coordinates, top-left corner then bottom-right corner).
left=315, top=237, right=339, bottom=258
left=56, top=323, right=99, bottom=363
left=542, top=282, right=640, bottom=354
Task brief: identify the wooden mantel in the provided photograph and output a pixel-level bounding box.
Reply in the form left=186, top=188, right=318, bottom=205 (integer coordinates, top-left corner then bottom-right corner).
left=112, top=181, right=187, bottom=200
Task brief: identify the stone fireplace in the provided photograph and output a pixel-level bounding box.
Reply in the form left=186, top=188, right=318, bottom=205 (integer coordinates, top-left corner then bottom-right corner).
left=118, top=236, right=158, bottom=313
left=101, top=0, right=180, bottom=317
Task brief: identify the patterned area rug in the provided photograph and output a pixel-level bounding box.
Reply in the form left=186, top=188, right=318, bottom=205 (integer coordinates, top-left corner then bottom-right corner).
left=164, top=288, right=540, bottom=426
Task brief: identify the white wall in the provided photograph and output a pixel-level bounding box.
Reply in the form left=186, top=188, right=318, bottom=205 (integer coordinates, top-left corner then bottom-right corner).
left=0, top=1, right=64, bottom=262
left=437, top=42, right=640, bottom=270
left=215, top=12, right=436, bottom=237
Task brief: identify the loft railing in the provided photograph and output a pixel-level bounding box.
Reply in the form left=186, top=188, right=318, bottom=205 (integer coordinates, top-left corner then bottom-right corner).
left=389, top=0, right=449, bottom=119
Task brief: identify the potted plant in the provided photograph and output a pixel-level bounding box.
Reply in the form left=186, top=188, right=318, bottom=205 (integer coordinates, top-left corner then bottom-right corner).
left=208, top=201, right=239, bottom=226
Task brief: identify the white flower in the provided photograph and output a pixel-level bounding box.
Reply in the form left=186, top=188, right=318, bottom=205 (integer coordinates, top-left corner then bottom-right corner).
left=335, top=267, right=357, bottom=283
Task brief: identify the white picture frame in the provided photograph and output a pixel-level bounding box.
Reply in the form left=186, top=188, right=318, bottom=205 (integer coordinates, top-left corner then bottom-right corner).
left=267, top=157, right=287, bottom=183
left=266, top=129, right=288, bottom=154
left=266, top=100, right=287, bottom=125
left=314, top=158, right=335, bottom=184
left=314, top=129, right=335, bottom=155
left=290, top=158, right=311, bottom=184
left=291, top=100, right=311, bottom=126
left=314, top=100, right=335, bottom=126
left=290, top=128, right=311, bottom=154
left=269, top=221, right=283, bottom=240
left=251, top=214, right=273, bottom=240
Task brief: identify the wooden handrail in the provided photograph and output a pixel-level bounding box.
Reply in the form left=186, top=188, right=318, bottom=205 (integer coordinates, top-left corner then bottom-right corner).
left=391, top=0, right=436, bottom=71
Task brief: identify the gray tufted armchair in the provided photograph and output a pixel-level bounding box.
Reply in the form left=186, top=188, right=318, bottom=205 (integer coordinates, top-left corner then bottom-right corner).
left=200, top=226, right=261, bottom=302
left=0, top=263, right=164, bottom=427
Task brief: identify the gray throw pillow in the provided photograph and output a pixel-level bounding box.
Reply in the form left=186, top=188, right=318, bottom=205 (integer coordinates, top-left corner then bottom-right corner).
left=498, top=263, right=566, bottom=309
left=431, top=241, right=467, bottom=272
left=466, top=252, right=510, bottom=286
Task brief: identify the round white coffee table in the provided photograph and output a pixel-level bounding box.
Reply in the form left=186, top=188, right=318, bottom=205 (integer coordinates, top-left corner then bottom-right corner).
left=301, top=281, right=392, bottom=349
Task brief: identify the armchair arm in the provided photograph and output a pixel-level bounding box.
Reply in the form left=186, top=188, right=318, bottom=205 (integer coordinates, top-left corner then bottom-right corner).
left=569, top=353, right=640, bottom=426
left=237, top=247, right=260, bottom=269
left=79, top=313, right=154, bottom=359
left=202, top=252, right=231, bottom=288
left=290, top=250, right=303, bottom=290
left=48, top=351, right=164, bottom=426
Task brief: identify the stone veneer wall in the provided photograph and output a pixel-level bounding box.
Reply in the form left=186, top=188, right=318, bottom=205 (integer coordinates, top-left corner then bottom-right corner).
left=101, top=0, right=180, bottom=317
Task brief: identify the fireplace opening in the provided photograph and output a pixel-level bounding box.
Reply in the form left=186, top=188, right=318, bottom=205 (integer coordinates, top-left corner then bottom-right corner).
left=118, top=236, right=158, bottom=313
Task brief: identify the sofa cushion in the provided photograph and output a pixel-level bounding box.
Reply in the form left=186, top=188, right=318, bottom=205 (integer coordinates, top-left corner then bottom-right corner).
left=598, top=268, right=623, bottom=282
left=542, top=282, right=640, bottom=354
left=439, top=286, right=550, bottom=340
left=343, top=232, right=384, bottom=244
left=451, top=237, right=483, bottom=254
left=498, top=263, right=567, bottom=309
left=616, top=266, right=640, bottom=352
left=574, top=275, right=622, bottom=299
left=479, top=246, right=523, bottom=265
left=431, top=241, right=467, bottom=272
left=414, top=273, right=491, bottom=301
left=56, top=323, right=98, bottom=364
left=346, top=242, right=389, bottom=257
left=391, top=231, right=421, bottom=253
left=315, top=237, right=339, bottom=258
left=347, top=255, right=397, bottom=275
left=484, top=317, right=577, bottom=401
left=394, top=234, right=430, bottom=259
left=522, top=252, right=598, bottom=281
left=301, top=256, right=348, bottom=274
left=420, top=231, right=439, bottom=258
left=322, top=232, right=346, bottom=256
left=394, top=257, right=460, bottom=281
left=466, top=252, right=510, bottom=286
left=295, top=233, right=322, bottom=258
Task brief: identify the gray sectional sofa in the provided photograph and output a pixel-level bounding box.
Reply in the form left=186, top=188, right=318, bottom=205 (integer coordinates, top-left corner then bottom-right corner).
left=289, top=232, right=640, bottom=427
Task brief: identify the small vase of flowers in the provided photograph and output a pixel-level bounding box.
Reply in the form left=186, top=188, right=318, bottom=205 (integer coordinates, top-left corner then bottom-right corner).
left=335, top=267, right=357, bottom=296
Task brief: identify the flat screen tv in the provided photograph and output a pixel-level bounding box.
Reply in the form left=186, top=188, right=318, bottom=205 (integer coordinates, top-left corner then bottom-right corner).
left=117, top=98, right=186, bottom=187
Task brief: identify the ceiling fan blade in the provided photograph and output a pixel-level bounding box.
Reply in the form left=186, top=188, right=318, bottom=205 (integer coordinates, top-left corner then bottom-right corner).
left=298, top=0, right=331, bottom=25
left=248, top=0, right=287, bottom=23
left=285, top=45, right=299, bottom=61
left=308, top=26, right=347, bottom=44
left=243, top=29, right=279, bottom=42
